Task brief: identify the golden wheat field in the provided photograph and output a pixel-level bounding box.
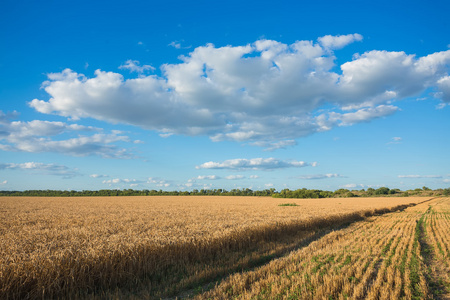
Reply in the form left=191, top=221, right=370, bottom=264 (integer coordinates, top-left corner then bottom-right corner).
left=0, top=195, right=446, bottom=299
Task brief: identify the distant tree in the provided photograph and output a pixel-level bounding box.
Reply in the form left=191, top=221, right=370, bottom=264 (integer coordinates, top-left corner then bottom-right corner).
left=333, top=189, right=350, bottom=197
left=366, top=188, right=375, bottom=196
left=375, top=187, right=390, bottom=195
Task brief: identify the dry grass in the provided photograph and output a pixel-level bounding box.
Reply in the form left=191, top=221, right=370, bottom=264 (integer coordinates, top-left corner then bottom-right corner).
left=198, top=197, right=450, bottom=300
left=0, top=196, right=430, bottom=299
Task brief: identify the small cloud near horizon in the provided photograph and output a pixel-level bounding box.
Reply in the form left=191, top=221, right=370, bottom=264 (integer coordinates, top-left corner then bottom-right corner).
left=398, top=175, right=442, bottom=179
left=196, top=158, right=316, bottom=170
left=299, top=174, right=345, bottom=180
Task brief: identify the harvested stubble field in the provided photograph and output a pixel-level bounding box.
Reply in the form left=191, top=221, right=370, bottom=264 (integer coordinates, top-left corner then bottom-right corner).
left=197, top=197, right=450, bottom=300
left=0, top=195, right=443, bottom=299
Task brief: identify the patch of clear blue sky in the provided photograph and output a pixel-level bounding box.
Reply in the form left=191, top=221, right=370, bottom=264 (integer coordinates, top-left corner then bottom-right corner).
left=0, top=0, right=449, bottom=191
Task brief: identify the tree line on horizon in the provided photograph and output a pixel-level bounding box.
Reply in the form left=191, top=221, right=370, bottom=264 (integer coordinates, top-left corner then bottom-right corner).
left=0, top=186, right=448, bottom=198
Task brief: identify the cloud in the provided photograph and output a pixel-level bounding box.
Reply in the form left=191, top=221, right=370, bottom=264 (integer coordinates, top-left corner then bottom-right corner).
left=90, top=174, right=108, bottom=178
left=119, top=60, right=155, bottom=73
left=196, top=175, right=220, bottom=180
left=436, top=76, right=450, bottom=102
left=0, top=111, right=20, bottom=125
left=318, top=33, right=363, bottom=50
left=225, top=175, right=245, bottom=180
left=169, top=40, right=191, bottom=49
left=340, top=183, right=366, bottom=189
left=159, top=132, right=173, bottom=138
left=0, top=162, right=80, bottom=178
left=196, top=158, right=316, bottom=170
left=299, top=173, right=345, bottom=180
left=326, top=105, right=399, bottom=126
left=3, top=119, right=97, bottom=137
left=249, top=175, right=259, bottom=179
left=147, top=177, right=171, bottom=187
left=102, top=178, right=145, bottom=186
left=341, top=183, right=356, bottom=188
left=398, top=175, right=442, bottom=179
left=387, top=137, right=402, bottom=144
left=251, top=140, right=297, bottom=151
left=0, top=111, right=135, bottom=158
left=28, top=35, right=450, bottom=147
left=103, top=178, right=121, bottom=184
left=0, top=180, right=7, bottom=185
left=169, top=41, right=182, bottom=49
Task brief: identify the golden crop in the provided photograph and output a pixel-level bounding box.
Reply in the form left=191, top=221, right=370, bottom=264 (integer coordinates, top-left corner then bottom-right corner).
left=199, top=197, right=450, bottom=299
left=0, top=196, right=434, bottom=299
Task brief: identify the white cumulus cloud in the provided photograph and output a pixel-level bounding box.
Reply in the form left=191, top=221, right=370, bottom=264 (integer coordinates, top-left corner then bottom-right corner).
left=318, top=33, right=363, bottom=50
left=0, top=162, right=80, bottom=178
left=0, top=111, right=135, bottom=158
left=28, top=35, right=450, bottom=148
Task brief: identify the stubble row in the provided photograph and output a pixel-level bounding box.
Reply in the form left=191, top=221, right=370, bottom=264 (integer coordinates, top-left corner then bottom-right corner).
left=198, top=197, right=450, bottom=299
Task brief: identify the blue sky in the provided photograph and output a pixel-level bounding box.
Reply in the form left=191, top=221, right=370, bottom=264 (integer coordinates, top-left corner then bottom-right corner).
left=1, top=0, right=449, bottom=191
